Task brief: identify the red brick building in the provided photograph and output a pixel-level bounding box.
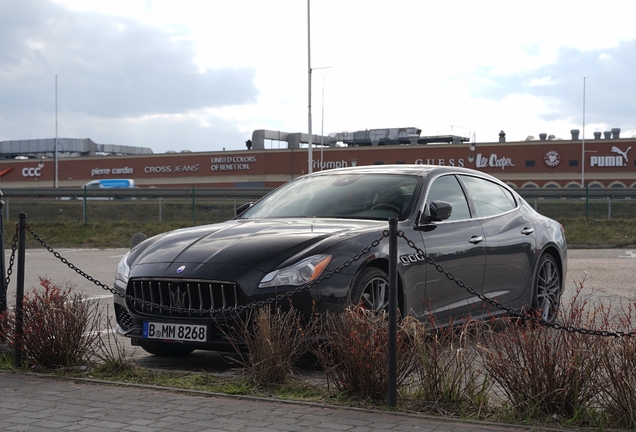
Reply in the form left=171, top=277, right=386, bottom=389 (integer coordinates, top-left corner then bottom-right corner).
left=1, top=134, right=634, bottom=189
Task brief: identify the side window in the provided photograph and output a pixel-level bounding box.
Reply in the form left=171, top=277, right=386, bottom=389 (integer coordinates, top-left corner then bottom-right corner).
left=459, top=175, right=515, bottom=217
left=426, top=175, right=471, bottom=221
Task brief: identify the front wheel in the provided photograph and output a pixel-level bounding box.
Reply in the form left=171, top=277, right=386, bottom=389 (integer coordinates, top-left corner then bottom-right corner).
left=350, top=267, right=390, bottom=312
left=531, top=254, right=562, bottom=323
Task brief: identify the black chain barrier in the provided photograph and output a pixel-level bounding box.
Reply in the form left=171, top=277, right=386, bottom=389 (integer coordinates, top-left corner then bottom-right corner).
left=397, top=230, right=636, bottom=338
left=10, top=223, right=635, bottom=338
left=23, top=223, right=388, bottom=316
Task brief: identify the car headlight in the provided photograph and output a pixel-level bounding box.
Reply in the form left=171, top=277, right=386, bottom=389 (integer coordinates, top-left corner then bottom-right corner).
left=114, top=253, right=131, bottom=292
left=259, top=254, right=332, bottom=288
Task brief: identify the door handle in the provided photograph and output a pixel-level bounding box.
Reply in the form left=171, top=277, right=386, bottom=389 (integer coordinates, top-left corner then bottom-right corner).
left=468, top=235, right=484, bottom=244
left=521, top=227, right=535, bottom=235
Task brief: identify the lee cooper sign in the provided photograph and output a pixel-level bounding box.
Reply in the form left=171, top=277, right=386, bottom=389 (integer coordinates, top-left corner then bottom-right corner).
left=476, top=153, right=515, bottom=170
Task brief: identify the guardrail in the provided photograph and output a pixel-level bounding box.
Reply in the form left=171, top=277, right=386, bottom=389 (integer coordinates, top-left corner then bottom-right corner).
left=2, top=187, right=635, bottom=200
left=516, top=188, right=636, bottom=200
left=0, top=187, right=274, bottom=200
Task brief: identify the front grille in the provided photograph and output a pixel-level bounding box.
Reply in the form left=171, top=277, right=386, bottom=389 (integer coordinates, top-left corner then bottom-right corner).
left=127, top=278, right=239, bottom=318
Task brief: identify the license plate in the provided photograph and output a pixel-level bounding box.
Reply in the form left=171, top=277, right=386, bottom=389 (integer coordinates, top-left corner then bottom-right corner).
left=143, top=322, right=207, bottom=342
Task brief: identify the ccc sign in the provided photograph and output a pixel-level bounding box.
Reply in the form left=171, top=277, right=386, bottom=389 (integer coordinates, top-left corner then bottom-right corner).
left=22, top=167, right=42, bottom=177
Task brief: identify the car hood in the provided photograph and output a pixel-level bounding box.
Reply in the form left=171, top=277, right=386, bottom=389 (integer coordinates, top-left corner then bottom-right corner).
left=129, top=218, right=382, bottom=278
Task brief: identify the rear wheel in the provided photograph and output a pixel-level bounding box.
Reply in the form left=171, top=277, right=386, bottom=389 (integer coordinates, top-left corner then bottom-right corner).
left=138, top=341, right=195, bottom=357
left=532, top=254, right=562, bottom=323
left=351, top=267, right=390, bottom=312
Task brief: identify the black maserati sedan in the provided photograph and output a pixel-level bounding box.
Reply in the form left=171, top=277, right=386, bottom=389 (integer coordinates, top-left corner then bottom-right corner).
left=113, top=165, right=567, bottom=355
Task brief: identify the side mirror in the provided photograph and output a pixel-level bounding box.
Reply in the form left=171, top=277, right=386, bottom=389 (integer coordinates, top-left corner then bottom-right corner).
left=420, top=200, right=452, bottom=223
left=235, top=202, right=254, bottom=217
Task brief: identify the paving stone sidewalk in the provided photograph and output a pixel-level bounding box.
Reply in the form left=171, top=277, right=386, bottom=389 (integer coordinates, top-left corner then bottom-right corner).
left=0, top=372, right=559, bottom=432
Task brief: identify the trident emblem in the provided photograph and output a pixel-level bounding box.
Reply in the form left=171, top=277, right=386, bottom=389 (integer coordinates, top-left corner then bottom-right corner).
left=170, top=287, right=187, bottom=309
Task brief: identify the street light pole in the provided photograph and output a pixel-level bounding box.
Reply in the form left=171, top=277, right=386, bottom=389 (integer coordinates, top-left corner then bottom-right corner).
left=581, top=77, right=586, bottom=188
left=307, top=0, right=313, bottom=174
left=54, top=75, right=58, bottom=188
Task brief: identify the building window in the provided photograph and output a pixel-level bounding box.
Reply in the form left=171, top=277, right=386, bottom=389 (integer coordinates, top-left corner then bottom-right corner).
left=396, top=161, right=405, bottom=164
left=569, top=160, right=579, bottom=167
left=374, top=161, right=384, bottom=165
left=525, top=160, right=535, bottom=167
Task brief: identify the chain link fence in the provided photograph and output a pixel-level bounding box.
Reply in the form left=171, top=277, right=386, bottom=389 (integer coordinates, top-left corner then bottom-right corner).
left=2, top=197, right=253, bottom=225
left=1, top=187, right=636, bottom=225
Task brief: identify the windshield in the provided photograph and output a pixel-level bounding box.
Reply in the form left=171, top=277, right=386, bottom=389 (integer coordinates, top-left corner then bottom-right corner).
left=240, top=173, right=419, bottom=220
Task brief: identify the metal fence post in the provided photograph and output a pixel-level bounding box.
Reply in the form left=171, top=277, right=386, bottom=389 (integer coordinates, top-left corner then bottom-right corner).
left=387, top=217, right=398, bottom=407
left=83, top=185, right=87, bottom=225
left=585, top=182, right=589, bottom=219
left=158, top=197, right=162, bottom=223
left=192, top=186, right=195, bottom=224
left=0, top=190, right=6, bottom=313
left=608, top=198, right=612, bottom=220
left=13, top=213, right=26, bottom=367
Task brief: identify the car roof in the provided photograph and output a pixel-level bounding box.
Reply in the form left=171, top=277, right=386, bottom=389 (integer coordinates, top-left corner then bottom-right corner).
left=306, top=164, right=501, bottom=182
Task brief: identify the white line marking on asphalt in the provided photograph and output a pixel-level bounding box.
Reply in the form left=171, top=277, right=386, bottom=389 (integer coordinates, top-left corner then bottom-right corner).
left=84, top=295, right=112, bottom=302
left=84, top=328, right=117, bottom=337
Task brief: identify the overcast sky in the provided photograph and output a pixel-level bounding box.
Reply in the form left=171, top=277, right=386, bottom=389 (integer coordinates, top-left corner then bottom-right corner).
left=2, top=0, right=636, bottom=153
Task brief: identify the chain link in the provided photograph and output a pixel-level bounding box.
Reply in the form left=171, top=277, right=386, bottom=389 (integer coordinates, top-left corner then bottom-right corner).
left=19, top=223, right=636, bottom=338
left=25, top=223, right=388, bottom=316
left=398, top=230, right=636, bottom=338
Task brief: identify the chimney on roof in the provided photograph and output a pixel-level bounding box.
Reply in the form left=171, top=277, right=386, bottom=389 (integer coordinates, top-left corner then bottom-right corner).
left=499, top=130, right=506, bottom=142
left=594, top=131, right=602, bottom=139
left=539, top=133, right=547, bottom=141
left=571, top=129, right=580, bottom=140
left=611, top=128, right=621, bottom=139
left=604, top=131, right=612, bottom=139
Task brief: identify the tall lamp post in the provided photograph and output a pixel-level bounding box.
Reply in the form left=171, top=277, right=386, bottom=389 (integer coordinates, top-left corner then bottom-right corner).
left=581, top=77, right=586, bottom=188
left=307, top=0, right=313, bottom=174
left=54, top=75, right=58, bottom=188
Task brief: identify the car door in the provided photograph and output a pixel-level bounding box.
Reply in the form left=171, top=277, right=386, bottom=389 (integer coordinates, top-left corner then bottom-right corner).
left=458, top=175, right=536, bottom=304
left=415, top=174, right=486, bottom=324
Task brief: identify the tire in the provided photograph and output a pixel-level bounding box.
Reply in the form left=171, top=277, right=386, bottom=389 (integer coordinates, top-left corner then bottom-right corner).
left=350, top=267, right=390, bottom=312
left=138, top=341, right=195, bottom=357
left=531, top=254, right=562, bottom=323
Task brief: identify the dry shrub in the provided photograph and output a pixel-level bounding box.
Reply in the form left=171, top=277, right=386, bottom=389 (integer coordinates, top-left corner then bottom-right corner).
left=408, top=320, right=490, bottom=416
left=594, top=298, right=636, bottom=429
left=479, top=282, right=602, bottom=423
left=226, top=304, right=312, bottom=386
left=311, top=305, right=418, bottom=401
left=598, top=337, right=636, bottom=429
left=2, top=277, right=103, bottom=368
left=91, top=305, right=135, bottom=373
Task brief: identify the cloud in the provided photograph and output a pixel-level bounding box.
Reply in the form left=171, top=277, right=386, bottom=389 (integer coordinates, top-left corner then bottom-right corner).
left=0, top=0, right=258, bottom=151
left=471, top=40, right=636, bottom=131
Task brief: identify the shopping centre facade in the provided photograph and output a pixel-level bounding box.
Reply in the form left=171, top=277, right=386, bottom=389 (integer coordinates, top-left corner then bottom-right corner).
left=1, top=129, right=635, bottom=189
